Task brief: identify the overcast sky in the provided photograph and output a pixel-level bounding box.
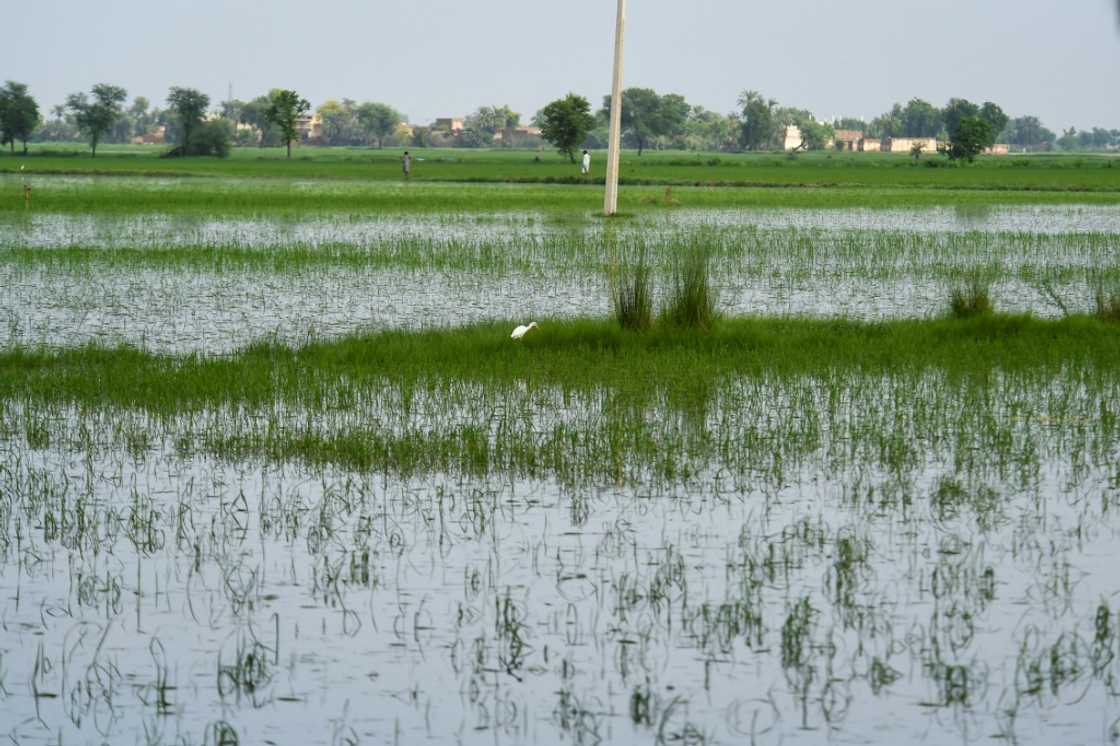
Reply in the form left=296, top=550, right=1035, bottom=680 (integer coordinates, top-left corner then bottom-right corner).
left=5, top=0, right=1118, bottom=131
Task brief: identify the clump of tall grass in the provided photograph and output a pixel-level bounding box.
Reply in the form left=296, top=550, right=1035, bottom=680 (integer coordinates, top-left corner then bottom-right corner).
left=1096, top=285, right=1120, bottom=323
left=949, top=277, right=993, bottom=319
left=610, top=249, right=653, bottom=331
left=661, top=246, right=717, bottom=331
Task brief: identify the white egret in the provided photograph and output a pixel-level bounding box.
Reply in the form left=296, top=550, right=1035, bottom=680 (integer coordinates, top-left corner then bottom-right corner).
left=511, top=322, right=538, bottom=339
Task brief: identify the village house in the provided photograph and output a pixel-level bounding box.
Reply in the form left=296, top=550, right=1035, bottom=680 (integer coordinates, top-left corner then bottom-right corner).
left=884, top=137, right=940, bottom=154
left=131, top=124, right=167, bottom=145
left=432, top=117, right=464, bottom=133
left=296, top=113, right=323, bottom=142
left=781, top=125, right=803, bottom=151
left=493, top=126, right=543, bottom=146
left=860, top=138, right=882, bottom=152
left=833, top=130, right=863, bottom=152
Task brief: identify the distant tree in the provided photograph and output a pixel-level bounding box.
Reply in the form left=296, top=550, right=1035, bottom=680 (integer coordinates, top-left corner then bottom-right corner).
left=978, top=102, right=1008, bottom=147
left=1056, top=127, right=1079, bottom=151
left=737, top=90, right=776, bottom=151
left=657, top=93, right=691, bottom=143
left=356, top=102, right=402, bottom=148
left=770, top=106, right=814, bottom=149
left=167, top=87, right=210, bottom=149
left=126, top=96, right=154, bottom=138
left=947, top=116, right=992, bottom=162
left=264, top=89, right=310, bottom=158
left=1001, top=115, right=1055, bottom=150
left=538, top=93, right=596, bottom=162
left=66, top=83, right=127, bottom=157
left=867, top=104, right=904, bottom=139
left=685, top=107, right=738, bottom=151
left=600, top=88, right=688, bottom=156
left=318, top=99, right=361, bottom=146
left=797, top=118, right=835, bottom=150
left=942, top=98, right=980, bottom=140
left=232, top=96, right=279, bottom=146
left=466, top=105, right=520, bottom=134
left=833, top=117, right=868, bottom=132
left=901, top=98, right=942, bottom=137
left=410, top=126, right=432, bottom=148
left=0, top=81, right=40, bottom=154
left=188, top=120, right=233, bottom=157
left=219, top=98, right=244, bottom=122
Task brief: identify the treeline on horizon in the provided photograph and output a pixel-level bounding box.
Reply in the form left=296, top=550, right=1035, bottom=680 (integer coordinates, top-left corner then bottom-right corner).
left=2, top=79, right=1119, bottom=158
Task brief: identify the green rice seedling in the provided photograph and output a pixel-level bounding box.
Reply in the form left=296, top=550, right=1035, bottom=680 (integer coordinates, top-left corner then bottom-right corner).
left=610, top=247, right=653, bottom=331
left=949, top=276, right=993, bottom=319
left=661, top=245, right=717, bottom=331
left=1095, top=285, right=1120, bottom=322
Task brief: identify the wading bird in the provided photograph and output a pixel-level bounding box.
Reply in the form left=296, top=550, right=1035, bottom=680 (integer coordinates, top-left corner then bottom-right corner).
left=511, top=322, right=538, bottom=339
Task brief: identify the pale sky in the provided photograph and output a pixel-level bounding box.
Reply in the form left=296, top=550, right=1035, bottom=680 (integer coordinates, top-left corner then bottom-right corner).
left=5, top=0, right=1118, bottom=131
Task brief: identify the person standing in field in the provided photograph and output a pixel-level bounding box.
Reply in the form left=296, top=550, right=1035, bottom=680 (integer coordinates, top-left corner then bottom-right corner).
left=402, top=151, right=412, bottom=179
left=581, top=150, right=591, bottom=176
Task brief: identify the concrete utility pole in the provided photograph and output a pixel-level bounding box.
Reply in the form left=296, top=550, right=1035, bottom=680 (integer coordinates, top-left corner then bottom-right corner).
left=603, top=0, right=626, bottom=216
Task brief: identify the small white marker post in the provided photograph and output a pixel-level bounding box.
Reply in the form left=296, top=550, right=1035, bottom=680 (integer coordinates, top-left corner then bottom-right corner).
left=603, top=0, right=626, bottom=216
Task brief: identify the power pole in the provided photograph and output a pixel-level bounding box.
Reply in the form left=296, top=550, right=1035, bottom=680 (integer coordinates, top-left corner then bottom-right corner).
left=603, top=0, right=626, bottom=216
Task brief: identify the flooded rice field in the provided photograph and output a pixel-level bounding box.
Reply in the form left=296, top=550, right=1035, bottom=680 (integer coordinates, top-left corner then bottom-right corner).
left=2, top=208, right=1118, bottom=353
left=3, top=198, right=1120, bottom=745
left=2, top=367, right=1120, bottom=745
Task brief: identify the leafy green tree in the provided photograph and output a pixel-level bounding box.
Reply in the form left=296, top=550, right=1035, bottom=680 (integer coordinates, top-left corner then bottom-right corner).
left=264, top=89, right=310, bottom=158
left=601, top=88, right=688, bottom=156
left=797, top=118, right=835, bottom=150
left=0, top=81, right=40, bottom=154
left=66, top=83, right=127, bottom=157
left=167, top=87, right=210, bottom=149
left=1001, top=115, right=1055, bottom=150
left=832, top=117, right=868, bottom=132
left=737, top=90, right=776, bottom=151
left=1056, top=127, right=1079, bottom=151
left=942, top=98, right=980, bottom=140
left=684, top=107, right=738, bottom=151
left=947, top=116, right=992, bottom=162
left=231, top=96, right=280, bottom=147
left=656, top=93, right=691, bottom=144
left=356, top=102, right=402, bottom=148
left=978, top=102, right=1008, bottom=147
left=538, top=93, right=596, bottom=162
left=318, top=99, right=362, bottom=146
left=770, top=106, right=814, bottom=149
left=901, top=98, right=941, bottom=137
left=466, top=105, right=520, bottom=135
left=128, top=97, right=155, bottom=137
left=188, top=120, right=233, bottom=157
left=867, top=104, right=904, bottom=139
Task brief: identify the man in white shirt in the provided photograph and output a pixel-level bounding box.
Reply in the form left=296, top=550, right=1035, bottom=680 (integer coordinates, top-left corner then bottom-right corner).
left=581, top=150, right=591, bottom=176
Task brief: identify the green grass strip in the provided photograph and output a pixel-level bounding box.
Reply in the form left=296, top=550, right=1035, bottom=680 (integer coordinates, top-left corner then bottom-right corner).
left=3, top=315, right=1118, bottom=411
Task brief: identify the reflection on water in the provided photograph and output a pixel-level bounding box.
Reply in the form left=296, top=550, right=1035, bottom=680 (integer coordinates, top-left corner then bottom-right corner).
left=2, top=207, right=1118, bottom=353
left=3, top=204, right=1120, bottom=249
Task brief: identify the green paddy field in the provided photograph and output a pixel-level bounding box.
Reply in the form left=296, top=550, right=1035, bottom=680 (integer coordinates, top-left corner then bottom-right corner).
left=2, top=144, right=1120, bottom=745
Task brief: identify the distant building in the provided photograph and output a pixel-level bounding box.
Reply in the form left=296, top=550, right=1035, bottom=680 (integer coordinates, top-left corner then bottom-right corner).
left=131, top=125, right=167, bottom=145
left=782, top=125, right=803, bottom=151
left=432, top=117, right=464, bottom=132
left=834, top=130, right=864, bottom=152
left=297, top=113, right=323, bottom=142
left=984, top=143, right=1010, bottom=155
left=885, top=137, right=940, bottom=154
left=860, top=138, right=882, bottom=152
left=493, top=126, right=543, bottom=146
